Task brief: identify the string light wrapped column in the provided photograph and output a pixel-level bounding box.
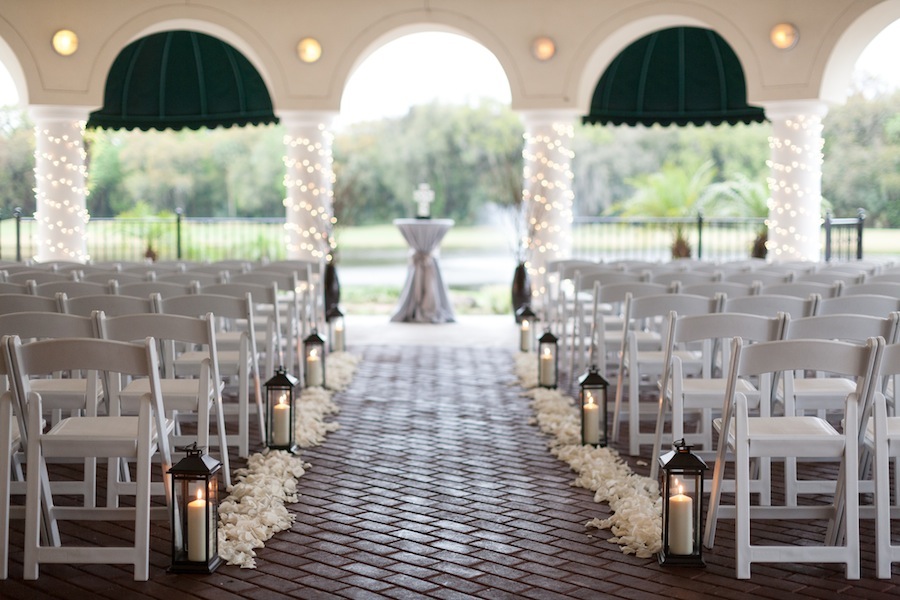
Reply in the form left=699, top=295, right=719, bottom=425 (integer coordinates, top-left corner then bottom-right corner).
left=30, top=105, right=90, bottom=263
left=764, top=100, right=828, bottom=262
left=520, top=110, right=576, bottom=308
left=281, top=111, right=338, bottom=262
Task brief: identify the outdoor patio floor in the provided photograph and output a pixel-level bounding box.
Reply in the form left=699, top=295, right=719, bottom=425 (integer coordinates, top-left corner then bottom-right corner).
left=1, top=315, right=900, bottom=599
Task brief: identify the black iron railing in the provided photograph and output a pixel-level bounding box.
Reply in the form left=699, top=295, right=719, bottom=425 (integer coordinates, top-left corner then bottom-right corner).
left=0, top=208, right=867, bottom=264
left=572, top=212, right=867, bottom=263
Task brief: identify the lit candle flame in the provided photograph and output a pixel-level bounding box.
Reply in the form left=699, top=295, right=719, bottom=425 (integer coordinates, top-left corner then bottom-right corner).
left=196, top=488, right=204, bottom=501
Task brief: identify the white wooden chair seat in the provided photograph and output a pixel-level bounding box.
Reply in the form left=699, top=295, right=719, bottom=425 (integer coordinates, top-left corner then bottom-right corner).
left=119, top=378, right=224, bottom=412
left=40, top=415, right=174, bottom=457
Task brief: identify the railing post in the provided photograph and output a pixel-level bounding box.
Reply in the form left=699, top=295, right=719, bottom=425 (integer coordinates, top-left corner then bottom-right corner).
left=696, top=212, right=704, bottom=260
left=176, top=207, right=183, bottom=260
left=856, top=208, right=865, bottom=260
left=823, top=212, right=833, bottom=262
left=14, top=206, right=22, bottom=262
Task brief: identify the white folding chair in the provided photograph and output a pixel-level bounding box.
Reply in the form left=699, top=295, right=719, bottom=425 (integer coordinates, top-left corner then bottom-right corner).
left=115, top=280, right=199, bottom=298
left=8, top=335, right=174, bottom=581
left=30, top=281, right=112, bottom=298
left=723, top=293, right=819, bottom=318
left=778, top=312, right=899, bottom=506
left=96, top=311, right=230, bottom=488
left=612, top=293, right=722, bottom=456
left=0, top=294, right=59, bottom=315
left=817, top=293, right=900, bottom=317
left=156, top=293, right=263, bottom=457
left=681, top=281, right=759, bottom=299
left=200, top=282, right=282, bottom=379
left=651, top=311, right=786, bottom=480
left=58, top=293, right=155, bottom=317
left=762, top=281, right=843, bottom=299
left=844, top=282, right=900, bottom=298
left=866, top=342, right=900, bottom=578
left=570, top=281, right=669, bottom=377
left=704, top=336, right=882, bottom=579
left=0, top=336, right=58, bottom=580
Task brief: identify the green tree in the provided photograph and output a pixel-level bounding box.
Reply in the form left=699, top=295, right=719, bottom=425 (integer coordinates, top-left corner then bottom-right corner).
left=613, top=159, right=718, bottom=257
left=0, top=107, right=35, bottom=214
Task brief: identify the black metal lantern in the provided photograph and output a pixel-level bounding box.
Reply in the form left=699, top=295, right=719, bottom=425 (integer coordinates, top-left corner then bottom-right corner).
left=658, top=439, right=708, bottom=567
left=303, top=329, right=326, bottom=388
left=265, top=366, right=299, bottom=453
left=578, top=365, right=609, bottom=447
left=326, top=305, right=345, bottom=353
left=168, top=443, right=222, bottom=573
left=517, top=305, right=537, bottom=352
left=537, top=329, right=559, bottom=388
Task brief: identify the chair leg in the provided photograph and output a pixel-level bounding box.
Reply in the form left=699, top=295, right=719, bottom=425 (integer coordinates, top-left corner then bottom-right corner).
left=735, top=396, right=752, bottom=579
left=23, top=409, right=43, bottom=580
left=0, top=402, right=11, bottom=580
left=875, top=436, right=893, bottom=578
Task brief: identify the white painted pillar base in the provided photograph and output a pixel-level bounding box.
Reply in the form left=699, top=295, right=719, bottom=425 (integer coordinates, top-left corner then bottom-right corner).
left=764, top=100, right=828, bottom=263
left=280, top=111, right=338, bottom=262
left=520, top=110, right=576, bottom=308
left=29, top=105, right=91, bottom=263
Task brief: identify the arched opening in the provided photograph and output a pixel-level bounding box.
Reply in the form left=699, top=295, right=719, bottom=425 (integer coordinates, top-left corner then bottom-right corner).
left=332, top=31, right=518, bottom=318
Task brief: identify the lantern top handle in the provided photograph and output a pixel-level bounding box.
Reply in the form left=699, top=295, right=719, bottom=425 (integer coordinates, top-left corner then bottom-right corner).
left=175, top=442, right=205, bottom=457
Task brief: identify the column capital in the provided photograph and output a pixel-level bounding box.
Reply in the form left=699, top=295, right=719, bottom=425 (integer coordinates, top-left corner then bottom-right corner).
left=518, top=109, right=581, bottom=127
left=28, top=104, right=92, bottom=122
left=762, top=99, right=829, bottom=121
left=278, top=110, right=339, bottom=130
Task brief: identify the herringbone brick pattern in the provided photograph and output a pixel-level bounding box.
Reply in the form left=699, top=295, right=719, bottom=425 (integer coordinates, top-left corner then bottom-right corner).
left=1, top=344, right=899, bottom=598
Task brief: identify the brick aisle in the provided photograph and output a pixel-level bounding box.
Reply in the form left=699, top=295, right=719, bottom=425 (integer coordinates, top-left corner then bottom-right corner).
left=2, top=344, right=900, bottom=598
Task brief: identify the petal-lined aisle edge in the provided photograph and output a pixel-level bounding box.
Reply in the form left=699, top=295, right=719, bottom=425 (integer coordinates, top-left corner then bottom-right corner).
left=514, top=352, right=663, bottom=558
left=218, top=351, right=360, bottom=568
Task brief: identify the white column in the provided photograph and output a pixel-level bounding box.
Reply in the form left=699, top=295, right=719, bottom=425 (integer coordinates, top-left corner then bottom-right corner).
left=30, top=105, right=91, bottom=263
left=280, top=111, right=338, bottom=262
left=764, top=100, right=828, bottom=262
left=520, top=110, right=576, bottom=306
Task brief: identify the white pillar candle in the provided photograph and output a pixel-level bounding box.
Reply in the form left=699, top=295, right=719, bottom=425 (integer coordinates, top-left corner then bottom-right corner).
left=582, top=392, right=600, bottom=445
left=333, top=324, right=345, bottom=352
left=667, top=483, right=694, bottom=555
left=306, top=348, right=323, bottom=387
left=540, top=348, right=555, bottom=386
left=520, top=320, right=532, bottom=352
left=273, top=394, right=291, bottom=446
left=187, top=489, right=207, bottom=562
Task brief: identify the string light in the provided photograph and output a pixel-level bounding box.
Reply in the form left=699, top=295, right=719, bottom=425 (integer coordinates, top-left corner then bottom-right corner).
left=282, top=119, right=336, bottom=261
left=33, top=118, right=90, bottom=262
left=764, top=105, right=825, bottom=261
left=522, top=117, right=575, bottom=302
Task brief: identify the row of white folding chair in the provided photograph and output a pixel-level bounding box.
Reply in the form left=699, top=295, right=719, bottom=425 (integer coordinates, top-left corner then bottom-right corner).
left=0, top=307, right=230, bottom=484
left=654, top=309, right=899, bottom=500
left=5, top=334, right=174, bottom=581
left=606, top=290, right=828, bottom=457
left=0, top=288, right=265, bottom=457
left=704, top=335, right=882, bottom=579
left=156, top=293, right=264, bottom=458
left=867, top=342, right=900, bottom=577
left=612, top=292, right=723, bottom=456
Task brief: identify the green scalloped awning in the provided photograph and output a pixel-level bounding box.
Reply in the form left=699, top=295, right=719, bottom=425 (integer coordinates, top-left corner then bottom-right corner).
left=87, top=30, right=279, bottom=131
left=583, top=27, right=766, bottom=127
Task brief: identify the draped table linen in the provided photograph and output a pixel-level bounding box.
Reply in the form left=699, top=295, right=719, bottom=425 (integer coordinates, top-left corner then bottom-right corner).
left=391, top=218, right=456, bottom=323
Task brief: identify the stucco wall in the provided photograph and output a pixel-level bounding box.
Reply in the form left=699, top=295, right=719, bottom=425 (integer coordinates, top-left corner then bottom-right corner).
left=1, top=0, right=898, bottom=115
